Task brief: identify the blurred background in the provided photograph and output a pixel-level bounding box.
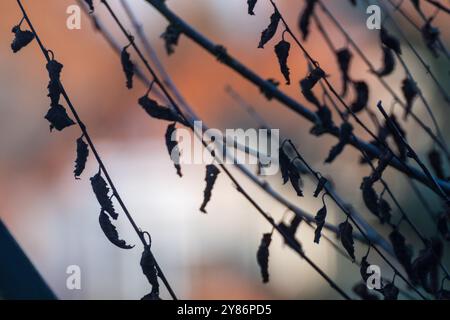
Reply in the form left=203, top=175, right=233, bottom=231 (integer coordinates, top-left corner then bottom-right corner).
left=0, top=0, right=449, bottom=299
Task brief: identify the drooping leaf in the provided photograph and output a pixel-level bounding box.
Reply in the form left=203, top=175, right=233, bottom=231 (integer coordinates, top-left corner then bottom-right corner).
left=360, top=256, right=371, bottom=282
left=421, top=18, right=441, bottom=58
left=288, top=161, right=303, bottom=197
left=138, top=95, right=185, bottom=124
left=98, top=210, right=134, bottom=249
left=300, top=67, right=325, bottom=108
left=377, top=198, right=392, bottom=224
left=314, top=204, right=327, bottom=244
left=380, top=27, right=401, bottom=55
left=161, top=24, right=181, bottom=55
left=324, top=122, right=353, bottom=163
left=375, top=46, right=396, bottom=77
left=350, top=81, right=369, bottom=114
left=84, top=0, right=94, bottom=12
left=11, top=24, right=34, bottom=53
left=367, top=151, right=393, bottom=186
left=279, top=146, right=290, bottom=184
left=46, top=59, right=64, bottom=105
left=361, top=177, right=380, bottom=219
left=141, top=244, right=160, bottom=299
left=90, top=172, right=118, bottom=220
left=411, top=238, right=443, bottom=293
left=353, top=283, right=379, bottom=300
left=74, top=136, right=89, bottom=179
left=258, top=10, right=281, bottom=48
left=200, top=164, right=220, bottom=213
left=310, top=105, right=335, bottom=136
left=165, top=123, right=182, bottom=177
left=380, top=282, right=399, bottom=300
left=298, top=0, right=318, bottom=40
left=428, top=149, right=445, bottom=180
left=44, top=104, right=75, bottom=132
left=247, top=0, right=258, bottom=15
left=336, top=48, right=352, bottom=97
left=389, top=229, right=413, bottom=276
left=313, top=177, right=328, bottom=197
left=401, top=77, right=419, bottom=120
left=274, top=39, right=291, bottom=85
left=339, top=220, right=355, bottom=261
left=256, top=233, right=272, bottom=283
left=121, top=45, right=134, bottom=89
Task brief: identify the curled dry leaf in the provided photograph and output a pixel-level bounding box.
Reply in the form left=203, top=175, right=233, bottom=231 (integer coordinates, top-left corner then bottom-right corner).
left=310, top=105, right=335, bottom=136
left=336, top=48, right=352, bottom=97
left=274, top=39, right=291, bottom=85
left=288, top=161, right=303, bottom=197
left=313, top=177, right=328, bottom=198
left=46, top=59, right=64, bottom=105
left=279, top=146, right=291, bottom=184
left=361, top=177, right=380, bottom=219
left=375, top=46, right=396, bottom=77
left=44, top=104, right=75, bottom=132
left=161, top=23, right=181, bottom=55
left=90, top=172, right=118, bottom=220
left=380, top=28, right=401, bottom=55
left=141, top=245, right=160, bottom=299
left=258, top=10, right=281, bottom=48
left=298, top=0, right=318, bottom=40
left=421, top=18, right=441, bottom=58
left=314, top=204, right=327, bottom=244
left=256, top=233, right=272, bottom=283
left=74, top=136, right=89, bottom=179
left=389, top=229, right=413, bottom=276
left=138, top=95, right=185, bottom=124
left=324, top=122, right=353, bottom=163
left=11, top=24, right=34, bottom=53
left=401, top=78, right=419, bottom=120
left=121, top=45, right=134, bottom=89
left=300, top=67, right=325, bottom=108
left=165, top=123, right=182, bottom=177
left=350, top=81, right=369, bottom=113
left=98, top=210, right=134, bottom=249
left=411, top=238, right=443, bottom=293
left=200, top=164, right=220, bottom=213
left=339, top=220, right=355, bottom=261
left=360, top=256, right=370, bottom=282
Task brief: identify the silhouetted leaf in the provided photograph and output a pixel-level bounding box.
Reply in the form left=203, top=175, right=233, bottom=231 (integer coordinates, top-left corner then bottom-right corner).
left=325, top=122, right=353, bottom=163
left=339, top=220, right=355, bottom=261
left=300, top=67, right=325, bottom=108
left=380, top=27, right=401, bottom=55
left=274, top=39, right=291, bottom=85
left=310, top=105, right=335, bottom=136
left=256, top=233, right=272, bottom=283
left=375, top=46, right=396, bottom=77
left=11, top=24, right=34, bottom=53
left=421, top=18, right=440, bottom=58
left=258, top=10, right=281, bottom=48
left=46, top=59, right=63, bottom=105
left=247, top=0, right=258, bottom=15
left=141, top=244, right=160, bottom=299
left=44, top=104, right=75, bottom=132
left=367, top=151, right=393, bottom=186
left=353, top=283, right=379, bottom=300
left=314, top=204, right=327, bottom=244
left=279, top=146, right=290, bottom=184
left=200, top=164, right=220, bottom=213
left=98, top=210, right=134, bottom=249
left=401, top=78, right=419, bottom=120
left=288, top=161, right=303, bottom=197
left=378, top=198, right=392, bottom=224
left=336, top=48, right=352, bottom=96
left=313, top=177, right=328, bottom=197
left=84, top=0, right=94, bottom=12
left=350, top=81, right=369, bottom=113
left=389, top=229, right=413, bottom=276
left=360, top=256, right=371, bottom=282
left=428, top=149, right=445, bottom=180
left=138, top=95, right=185, bottom=124
left=121, top=45, right=134, bottom=89
left=161, top=24, right=181, bottom=55
left=90, top=172, right=118, bottom=220
left=411, top=238, right=443, bottom=293
left=380, top=282, right=399, bottom=300
left=74, top=136, right=89, bottom=179
left=361, top=177, right=380, bottom=219
left=298, top=0, right=318, bottom=40
left=165, top=123, right=182, bottom=177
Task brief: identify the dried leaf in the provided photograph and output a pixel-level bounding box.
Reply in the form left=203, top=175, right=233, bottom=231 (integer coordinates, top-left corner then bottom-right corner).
left=247, top=0, right=258, bottom=15
left=11, top=25, right=34, bottom=53
left=74, top=136, right=89, bottom=179
left=141, top=245, right=160, bottom=299
left=46, top=60, right=64, bottom=105
left=256, top=233, right=272, bottom=283
left=339, top=220, right=355, bottom=261
left=350, top=81, right=369, bottom=114
left=401, top=78, right=419, bottom=120
left=279, top=146, right=290, bottom=184
left=367, top=151, right=393, bottom=185
left=389, top=229, right=413, bottom=276
left=258, top=10, right=281, bottom=48
left=300, top=67, right=325, bottom=108
left=380, top=282, right=399, bottom=300
left=314, top=204, right=327, bottom=244
left=313, top=177, right=328, bottom=197
left=310, top=105, right=335, bottom=136
left=411, top=238, right=443, bottom=293
left=274, top=39, right=291, bottom=85
left=361, top=177, right=380, bottom=219
left=380, top=28, right=401, bottom=55
left=325, top=122, right=353, bottom=163
left=421, top=18, right=440, bottom=58
left=378, top=198, right=392, bottom=224
left=374, top=46, right=396, bottom=77
left=360, top=256, right=371, bottom=282
left=44, top=104, right=75, bottom=132
left=161, top=24, right=181, bottom=55
left=288, top=162, right=303, bottom=197
left=428, top=149, right=445, bottom=180
left=84, top=0, right=94, bottom=12
left=90, top=172, right=118, bottom=220
left=165, top=123, right=182, bottom=177
left=98, top=210, right=134, bottom=249
left=336, top=48, right=352, bottom=96
left=353, top=283, right=379, bottom=300
left=138, top=95, right=184, bottom=124
left=200, top=164, right=220, bottom=213
left=121, top=45, right=134, bottom=89
left=298, top=0, right=318, bottom=40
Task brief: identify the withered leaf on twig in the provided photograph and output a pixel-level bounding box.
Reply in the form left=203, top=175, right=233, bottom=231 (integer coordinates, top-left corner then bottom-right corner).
left=274, top=39, right=291, bottom=85
left=258, top=10, right=281, bottom=48
left=374, top=46, right=396, bottom=77
left=98, top=210, right=134, bottom=249
left=298, top=0, right=318, bottom=40
left=339, top=220, right=355, bottom=261
left=74, top=136, right=89, bottom=179
left=91, top=172, right=118, bottom=220
left=401, top=78, right=419, bottom=120
left=165, top=123, right=182, bottom=177
left=44, top=104, right=75, bottom=132
left=336, top=48, right=352, bottom=97
left=380, top=28, right=401, bottom=55
left=84, top=0, right=94, bottom=12
left=379, top=282, right=399, bottom=300
left=138, top=95, right=185, bottom=124
left=161, top=24, right=181, bottom=55
left=314, top=204, right=327, bottom=244
left=256, top=233, right=272, bottom=283
left=324, top=122, right=353, bottom=163
left=389, top=229, right=413, bottom=276
left=141, top=245, right=160, bottom=300
left=350, top=81, right=369, bottom=113
left=200, top=164, right=220, bottom=213
left=121, top=45, right=134, bottom=89
left=11, top=24, right=34, bottom=53
left=353, top=283, right=379, bottom=300
left=421, top=18, right=441, bottom=58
